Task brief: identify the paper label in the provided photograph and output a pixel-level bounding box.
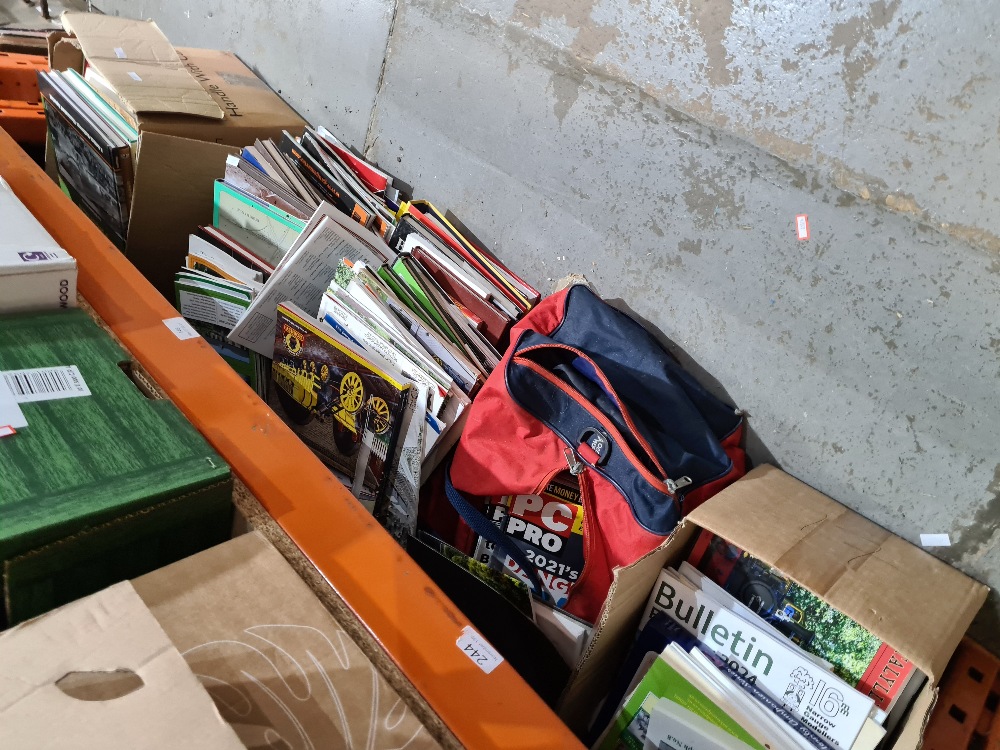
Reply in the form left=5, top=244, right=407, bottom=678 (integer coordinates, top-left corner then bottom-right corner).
left=0, top=425, right=15, bottom=438
left=0, top=373, right=26, bottom=428
left=164, top=317, right=201, bottom=340
left=456, top=626, right=503, bottom=674
left=796, top=214, right=810, bottom=240
left=920, top=533, right=951, bottom=547
left=114, top=46, right=126, bottom=58
left=1, top=365, right=91, bottom=403
left=128, top=71, right=142, bottom=82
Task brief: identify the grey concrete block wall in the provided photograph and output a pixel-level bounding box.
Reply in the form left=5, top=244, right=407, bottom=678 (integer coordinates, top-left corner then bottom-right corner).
left=97, top=0, right=1000, bottom=650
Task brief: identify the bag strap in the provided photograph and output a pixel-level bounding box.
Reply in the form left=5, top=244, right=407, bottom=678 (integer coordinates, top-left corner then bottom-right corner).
left=444, top=458, right=550, bottom=602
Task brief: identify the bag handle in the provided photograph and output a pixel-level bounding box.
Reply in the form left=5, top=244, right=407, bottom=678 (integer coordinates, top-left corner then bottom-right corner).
left=444, top=458, right=551, bottom=603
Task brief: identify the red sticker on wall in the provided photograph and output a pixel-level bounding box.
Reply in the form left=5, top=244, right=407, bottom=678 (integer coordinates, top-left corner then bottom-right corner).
left=796, top=214, right=810, bottom=240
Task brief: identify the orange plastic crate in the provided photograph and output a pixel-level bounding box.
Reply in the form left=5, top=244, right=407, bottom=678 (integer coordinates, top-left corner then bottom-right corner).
left=0, top=51, right=46, bottom=101
left=924, top=637, right=1000, bottom=750
left=0, top=51, right=47, bottom=145
left=0, top=99, right=46, bottom=144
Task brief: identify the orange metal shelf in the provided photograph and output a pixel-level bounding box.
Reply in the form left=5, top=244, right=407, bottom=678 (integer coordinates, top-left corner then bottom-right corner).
left=0, top=127, right=583, bottom=750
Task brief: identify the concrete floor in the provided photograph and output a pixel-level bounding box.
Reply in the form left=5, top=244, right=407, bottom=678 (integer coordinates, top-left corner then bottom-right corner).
left=92, top=0, right=1000, bottom=650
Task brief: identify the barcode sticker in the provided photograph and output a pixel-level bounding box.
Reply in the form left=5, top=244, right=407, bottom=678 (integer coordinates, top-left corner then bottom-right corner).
left=456, top=626, right=503, bottom=674
left=114, top=47, right=127, bottom=59
left=128, top=71, right=142, bottom=82
left=796, top=214, right=810, bottom=240
left=164, top=317, right=201, bottom=340
left=1, top=365, right=91, bottom=404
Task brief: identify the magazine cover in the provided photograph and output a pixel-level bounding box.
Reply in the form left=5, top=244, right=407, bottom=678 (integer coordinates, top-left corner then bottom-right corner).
left=39, top=72, right=130, bottom=250
left=687, top=529, right=915, bottom=712
left=474, top=473, right=585, bottom=610
left=269, top=302, right=411, bottom=519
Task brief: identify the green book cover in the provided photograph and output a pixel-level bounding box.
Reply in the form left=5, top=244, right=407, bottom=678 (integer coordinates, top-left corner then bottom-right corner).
left=212, top=180, right=305, bottom=267
left=598, top=657, right=765, bottom=750
left=390, top=257, right=460, bottom=345
left=0, top=309, right=233, bottom=624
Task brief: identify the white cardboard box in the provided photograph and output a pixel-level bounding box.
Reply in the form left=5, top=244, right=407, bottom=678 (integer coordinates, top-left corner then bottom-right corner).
left=0, top=176, right=77, bottom=313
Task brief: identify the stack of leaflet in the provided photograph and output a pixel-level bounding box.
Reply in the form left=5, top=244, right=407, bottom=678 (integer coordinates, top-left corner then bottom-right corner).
left=37, top=69, right=138, bottom=250
left=174, top=235, right=266, bottom=395
left=593, top=531, right=926, bottom=750
left=170, top=125, right=538, bottom=541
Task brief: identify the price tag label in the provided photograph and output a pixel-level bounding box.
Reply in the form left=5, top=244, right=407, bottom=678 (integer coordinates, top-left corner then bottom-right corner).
left=164, top=317, right=200, bottom=340
left=456, top=626, right=503, bottom=674
left=796, top=214, right=810, bottom=240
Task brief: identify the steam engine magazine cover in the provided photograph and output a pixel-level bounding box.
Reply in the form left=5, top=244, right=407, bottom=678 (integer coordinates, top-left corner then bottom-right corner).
left=269, top=302, right=411, bottom=520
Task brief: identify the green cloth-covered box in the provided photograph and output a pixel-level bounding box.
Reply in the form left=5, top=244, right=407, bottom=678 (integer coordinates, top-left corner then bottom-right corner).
left=0, top=308, right=233, bottom=625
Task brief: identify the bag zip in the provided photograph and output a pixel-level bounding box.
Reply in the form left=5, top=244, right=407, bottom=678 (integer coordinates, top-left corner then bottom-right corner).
left=515, top=341, right=670, bottom=480
left=515, top=357, right=677, bottom=497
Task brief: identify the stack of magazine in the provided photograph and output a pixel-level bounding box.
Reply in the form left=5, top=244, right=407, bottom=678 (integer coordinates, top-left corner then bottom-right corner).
left=170, top=126, right=540, bottom=541
left=37, top=68, right=138, bottom=250
left=592, top=530, right=925, bottom=750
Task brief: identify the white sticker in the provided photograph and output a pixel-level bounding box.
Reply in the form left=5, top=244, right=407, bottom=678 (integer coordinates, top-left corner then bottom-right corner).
left=128, top=71, right=142, bottom=82
left=164, top=317, right=201, bottom=340
left=920, top=533, right=951, bottom=547
left=456, top=626, right=503, bottom=674
left=114, top=46, right=127, bottom=59
left=0, top=425, right=16, bottom=438
left=0, top=376, right=27, bottom=429
left=1, top=365, right=91, bottom=403
left=796, top=214, right=810, bottom=240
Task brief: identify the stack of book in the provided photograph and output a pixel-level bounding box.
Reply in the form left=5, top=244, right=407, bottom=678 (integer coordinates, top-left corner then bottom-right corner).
left=170, top=126, right=539, bottom=542
left=37, top=68, right=138, bottom=250
left=593, top=529, right=925, bottom=750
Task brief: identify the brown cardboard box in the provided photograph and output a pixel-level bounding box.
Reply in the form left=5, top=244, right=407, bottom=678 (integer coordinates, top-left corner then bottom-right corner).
left=0, top=581, right=244, bottom=749
left=132, top=531, right=440, bottom=750
left=558, top=465, right=989, bottom=748
left=50, top=13, right=308, bottom=298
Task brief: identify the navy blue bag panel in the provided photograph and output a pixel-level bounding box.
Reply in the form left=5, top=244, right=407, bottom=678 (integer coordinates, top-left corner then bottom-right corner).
left=543, top=285, right=741, bottom=491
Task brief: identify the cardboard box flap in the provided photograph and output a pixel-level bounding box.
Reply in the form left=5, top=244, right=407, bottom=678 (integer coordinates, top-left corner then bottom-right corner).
left=132, top=532, right=440, bottom=750
left=62, top=12, right=223, bottom=120
left=688, top=465, right=989, bottom=683
left=0, top=581, right=243, bottom=749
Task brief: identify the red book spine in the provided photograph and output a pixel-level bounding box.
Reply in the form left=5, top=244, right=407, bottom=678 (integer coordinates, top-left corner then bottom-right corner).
left=857, top=643, right=915, bottom=711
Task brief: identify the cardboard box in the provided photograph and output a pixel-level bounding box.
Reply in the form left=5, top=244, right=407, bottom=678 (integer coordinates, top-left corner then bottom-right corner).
left=557, top=465, right=989, bottom=748
left=0, top=308, right=234, bottom=626
left=131, top=531, right=441, bottom=749
left=0, top=581, right=244, bottom=749
left=0, top=175, right=77, bottom=313
left=51, top=13, right=308, bottom=298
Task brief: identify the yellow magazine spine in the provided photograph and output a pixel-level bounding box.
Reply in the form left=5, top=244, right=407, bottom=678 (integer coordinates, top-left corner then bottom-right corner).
left=279, top=304, right=411, bottom=392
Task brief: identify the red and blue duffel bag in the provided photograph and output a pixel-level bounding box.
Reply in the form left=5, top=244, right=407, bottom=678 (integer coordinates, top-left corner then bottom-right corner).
left=446, top=284, right=747, bottom=623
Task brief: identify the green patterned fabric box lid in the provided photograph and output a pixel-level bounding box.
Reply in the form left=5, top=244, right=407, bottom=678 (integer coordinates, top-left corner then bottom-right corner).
left=0, top=308, right=231, bottom=561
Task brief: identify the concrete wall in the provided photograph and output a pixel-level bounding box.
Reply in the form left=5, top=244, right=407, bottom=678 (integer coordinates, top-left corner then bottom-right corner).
left=98, top=0, right=1000, bottom=649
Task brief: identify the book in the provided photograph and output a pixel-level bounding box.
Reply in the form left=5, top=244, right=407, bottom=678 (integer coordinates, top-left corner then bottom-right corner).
left=0, top=176, right=77, bottom=314
left=644, top=698, right=759, bottom=750
left=300, top=128, right=394, bottom=237
left=640, top=568, right=874, bottom=749
left=173, top=270, right=266, bottom=396
left=227, top=215, right=386, bottom=359
left=224, top=153, right=312, bottom=219
left=279, top=131, right=378, bottom=230
left=270, top=301, right=412, bottom=518
left=595, top=654, right=766, bottom=750
left=212, top=180, right=305, bottom=267
left=688, top=530, right=918, bottom=716
left=38, top=71, right=132, bottom=250
left=197, top=225, right=276, bottom=278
